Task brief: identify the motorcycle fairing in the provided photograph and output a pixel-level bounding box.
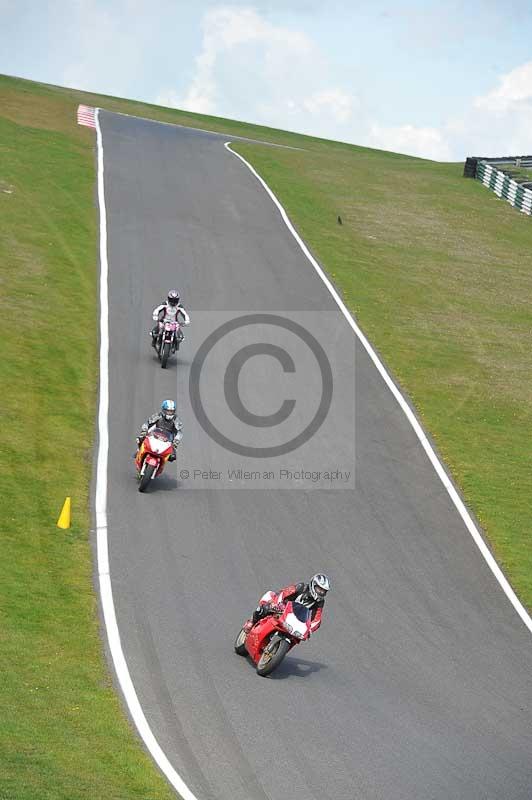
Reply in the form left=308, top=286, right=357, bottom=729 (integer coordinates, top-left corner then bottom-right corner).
left=244, top=601, right=310, bottom=664
left=245, top=614, right=279, bottom=663
left=135, top=428, right=173, bottom=477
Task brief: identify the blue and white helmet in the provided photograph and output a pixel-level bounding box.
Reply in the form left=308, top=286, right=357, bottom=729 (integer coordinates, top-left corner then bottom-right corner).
left=161, top=399, right=176, bottom=421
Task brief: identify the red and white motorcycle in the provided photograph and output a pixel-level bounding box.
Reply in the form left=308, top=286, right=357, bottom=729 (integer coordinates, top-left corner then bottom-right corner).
left=135, top=428, right=174, bottom=492
left=234, top=600, right=312, bottom=676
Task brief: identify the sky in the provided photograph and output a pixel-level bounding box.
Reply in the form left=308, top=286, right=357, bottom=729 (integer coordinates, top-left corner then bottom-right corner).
left=2, top=0, right=532, bottom=161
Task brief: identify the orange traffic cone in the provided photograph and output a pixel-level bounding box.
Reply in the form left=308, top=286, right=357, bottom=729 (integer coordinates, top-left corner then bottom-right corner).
left=57, top=497, right=71, bottom=529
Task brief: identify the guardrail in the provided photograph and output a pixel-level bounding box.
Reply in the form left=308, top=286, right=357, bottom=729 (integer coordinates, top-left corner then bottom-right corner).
left=463, top=155, right=532, bottom=216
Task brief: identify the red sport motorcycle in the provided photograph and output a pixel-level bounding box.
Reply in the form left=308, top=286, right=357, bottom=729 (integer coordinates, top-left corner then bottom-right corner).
left=135, top=428, right=174, bottom=492
left=234, top=601, right=312, bottom=676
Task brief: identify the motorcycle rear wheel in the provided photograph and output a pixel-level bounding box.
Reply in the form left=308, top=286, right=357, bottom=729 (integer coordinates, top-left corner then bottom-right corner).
left=256, top=637, right=290, bottom=676
left=234, top=627, right=248, bottom=656
left=138, top=463, right=155, bottom=492
left=161, top=341, right=171, bottom=368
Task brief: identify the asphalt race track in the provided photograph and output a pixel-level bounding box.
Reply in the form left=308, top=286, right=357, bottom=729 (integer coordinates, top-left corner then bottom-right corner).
left=98, top=110, right=532, bottom=800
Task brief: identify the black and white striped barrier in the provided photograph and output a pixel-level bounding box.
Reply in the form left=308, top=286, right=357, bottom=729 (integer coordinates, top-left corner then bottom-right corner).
left=464, top=156, right=532, bottom=216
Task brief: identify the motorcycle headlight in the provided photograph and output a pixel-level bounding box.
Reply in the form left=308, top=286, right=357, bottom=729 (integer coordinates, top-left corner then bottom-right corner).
left=293, top=631, right=303, bottom=639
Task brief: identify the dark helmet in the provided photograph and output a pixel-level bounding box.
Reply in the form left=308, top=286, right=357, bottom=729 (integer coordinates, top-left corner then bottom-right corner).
left=309, top=573, right=330, bottom=601
left=167, top=290, right=180, bottom=307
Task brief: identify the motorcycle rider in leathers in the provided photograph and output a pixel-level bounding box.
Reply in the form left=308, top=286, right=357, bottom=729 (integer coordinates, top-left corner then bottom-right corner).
left=150, top=289, right=190, bottom=348
left=136, top=400, right=183, bottom=462
left=244, top=574, right=331, bottom=635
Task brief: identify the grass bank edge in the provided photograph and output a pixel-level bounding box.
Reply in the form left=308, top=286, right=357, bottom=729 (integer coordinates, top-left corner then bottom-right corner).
left=0, top=106, right=178, bottom=799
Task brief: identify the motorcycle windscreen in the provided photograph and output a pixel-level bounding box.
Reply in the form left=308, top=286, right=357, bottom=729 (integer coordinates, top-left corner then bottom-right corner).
left=290, top=602, right=312, bottom=623
left=282, top=602, right=312, bottom=638
left=152, top=427, right=174, bottom=442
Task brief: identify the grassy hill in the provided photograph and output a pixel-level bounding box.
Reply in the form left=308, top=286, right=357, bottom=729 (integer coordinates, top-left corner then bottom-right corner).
left=1, top=72, right=531, bottom=799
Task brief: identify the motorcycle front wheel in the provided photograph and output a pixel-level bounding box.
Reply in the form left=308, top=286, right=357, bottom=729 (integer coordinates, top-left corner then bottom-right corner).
left=161, top=341, right=171, bottom=368
left=138, top=463, right=155, bottom=492
left=234, top=627, right=248, bottom=656
left=256, top=637, right=290, bottom=676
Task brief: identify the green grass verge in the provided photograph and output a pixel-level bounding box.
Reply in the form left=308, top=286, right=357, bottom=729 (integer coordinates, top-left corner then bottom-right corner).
left=1, top=67, right=531, bottom=798
left=227, top=142, right=532, bottom=610
left=0, top=85, right=176, bottom=799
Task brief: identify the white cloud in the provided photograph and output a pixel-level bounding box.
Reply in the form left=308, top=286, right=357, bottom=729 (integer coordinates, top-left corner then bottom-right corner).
left=156, top=5, right=356, bottom=136
left=166, top=7, right=314, bottom=115
left=155, top=13, right=532, bottom=162
left=438, top=60, right=532, bottom=158
left=323, top=58, right=532, bottom=161
left=303, top=89, right=355, bottom=124
left=368, top=123, right=453, bottom=161
left=474, top=61, right=532, bottom=112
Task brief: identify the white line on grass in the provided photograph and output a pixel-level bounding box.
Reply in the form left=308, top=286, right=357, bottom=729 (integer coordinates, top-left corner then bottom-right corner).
left=224, top=140, right=532, bottom=635
left=94, top=108, right=200, bottom=800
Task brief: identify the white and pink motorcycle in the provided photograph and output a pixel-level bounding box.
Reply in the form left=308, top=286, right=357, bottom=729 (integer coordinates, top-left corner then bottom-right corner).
left=154, top=319, right=183, bottom=369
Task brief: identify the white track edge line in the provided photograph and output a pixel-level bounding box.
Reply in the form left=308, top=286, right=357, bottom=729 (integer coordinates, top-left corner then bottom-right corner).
left=94, top=108, right=200, bottom=800
left=224, top=140, right=532, bottom=635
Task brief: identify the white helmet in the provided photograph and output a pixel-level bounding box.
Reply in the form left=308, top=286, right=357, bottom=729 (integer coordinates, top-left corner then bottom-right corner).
left=309, top=573, right=330, bottom=601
